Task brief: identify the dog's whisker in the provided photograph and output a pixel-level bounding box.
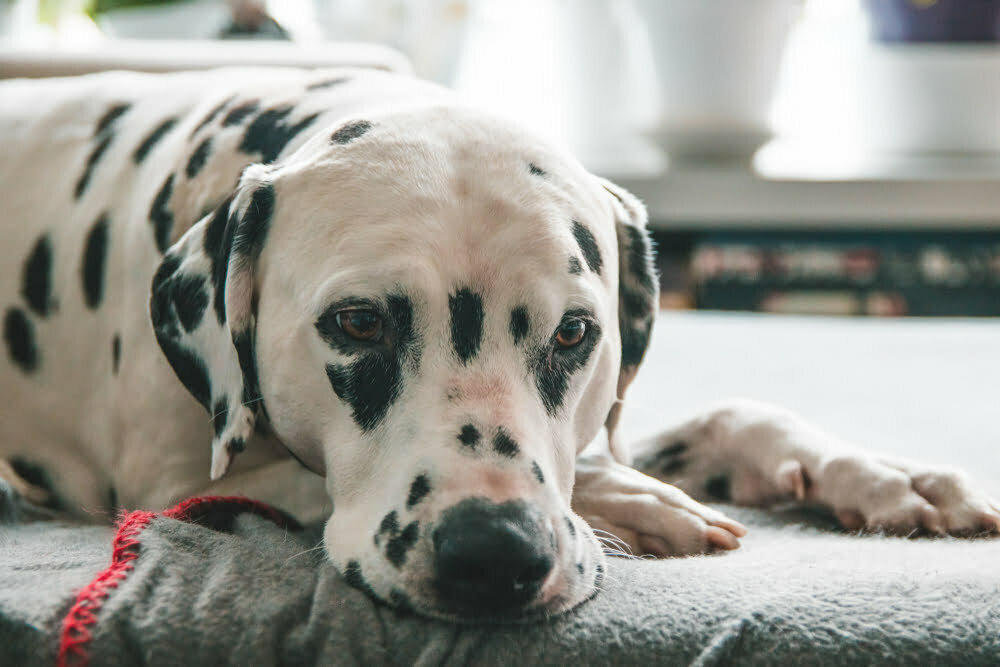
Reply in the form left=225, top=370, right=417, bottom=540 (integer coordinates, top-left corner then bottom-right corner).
left=591, top=528, right=635, bottom=556
left=240, top=396, right=266, bottom=409
left=283, top=541, right=326, bottom=565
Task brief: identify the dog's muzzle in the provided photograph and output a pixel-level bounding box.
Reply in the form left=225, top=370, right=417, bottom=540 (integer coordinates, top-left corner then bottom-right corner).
left=432, top=498, right=554, bottom=613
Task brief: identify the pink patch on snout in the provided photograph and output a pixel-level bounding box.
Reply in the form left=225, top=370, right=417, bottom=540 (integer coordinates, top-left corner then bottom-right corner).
left=443, top=466, right=537, bottom=505
left=446, top=373, right=519, bottom=426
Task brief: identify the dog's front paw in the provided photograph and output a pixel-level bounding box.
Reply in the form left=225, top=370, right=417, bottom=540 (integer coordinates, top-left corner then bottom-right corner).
left=572, top=456, right=747, bottom=558
left=817, top=457, right=1000, bottom=537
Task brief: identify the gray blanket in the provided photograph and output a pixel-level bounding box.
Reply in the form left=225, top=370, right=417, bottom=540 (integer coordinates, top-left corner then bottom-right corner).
left=3, top=313, right=999, bottom=665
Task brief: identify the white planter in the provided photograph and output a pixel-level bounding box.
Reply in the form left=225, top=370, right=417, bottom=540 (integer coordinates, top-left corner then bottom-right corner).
left=633, top=0, right=799, bottom=160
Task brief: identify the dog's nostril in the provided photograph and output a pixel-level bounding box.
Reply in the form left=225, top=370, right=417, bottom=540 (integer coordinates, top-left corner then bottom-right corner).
left=433, top=497, right=554, bottom=612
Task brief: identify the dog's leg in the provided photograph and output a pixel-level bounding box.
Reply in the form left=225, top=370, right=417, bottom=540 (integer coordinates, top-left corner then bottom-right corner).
left=631, top=398, right=1000, bottom=537
left=572, top=455, right=748, bottom=557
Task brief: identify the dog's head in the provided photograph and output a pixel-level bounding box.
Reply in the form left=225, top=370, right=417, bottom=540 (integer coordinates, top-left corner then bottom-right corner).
left=151, top=105, right=658, bottom=621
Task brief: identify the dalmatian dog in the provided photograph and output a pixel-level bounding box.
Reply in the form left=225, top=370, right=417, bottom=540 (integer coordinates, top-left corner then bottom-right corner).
left=2, top=67, right=998, bottom=622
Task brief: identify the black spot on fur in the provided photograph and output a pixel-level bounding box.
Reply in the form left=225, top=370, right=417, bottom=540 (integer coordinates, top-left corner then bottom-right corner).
left=233, top=329, right=263, bottom=416
left=227, top=438, right=246, bottom=456
left=531, top=461, right=545, bottom=484
left=595, top=563, right=604, bottom=586
left=386, top=520, right=420, bottom=568
left=74, top=103, right=131, bottom=199
left=509, top=306, right=529, bottom=346
left=222, top=100, right=260, bottom=127
left=150, top=255, right=209, bottom=336
left=660, top=457, right=686, bottom=476
left=150, top=254, right=182, bottom=328
left=616, top=225, right=658, bottom=371
left=133, top=117, right=178, bottom=164
left=307, top=76, right=350, bottom=90
left=493, top=429, right=519, bottom=458
left=449, top=288, right=484, bottom=363
left=564, top=516, right=576, bottom=537
left=185, top=137, right=213, bottom=178
left=232, top=184, right=275, bottom=259
left=4, top=308, right=38, bottom=373
left=568, top=256, right=583, bottom=275
left=149, top=255, right=213, bottom=410
left=458, top=424, right=480, bottom=448
left=620, top=315, right=653, bottom=369
left=331, top=120, right=372, bottom=145
left=663, top=441, right=688, bottom=457
left=571, top=221, right=602, bottom=275
left=74, top=134, right=112, bottom=200
left=81, top=214, right=110, bottom=310
left=149, top=174, right=175, bottom=253
left=705, top=475, right=732, bottom=502
left=202, top=195, right=236, bottom=326
left=152, top=335, right=211, bottom=409
left=94, top=103, right=130, bottom=137
left=240, top=105, right=319, bottom=163
left=325, top=353, right=402, bottom=432
left=386, top=294, right=419, bottom=364
left=191, top=95, right=236, bottom=138
left=21, top=234, right=54, bottom=317
left=343, top=559, right=377, bottom=598
left=406, top=474, right=431, bottom=509
left=379, top=510, right=399, bottom=541
left=212, top=398, right=229, bottom=437
left=528, top=162, right=546, bottom=177
left=533, top=315, right=601, bottom=414
left=622, top=225, right=657, bottom=294
left=111, top=334, right=122, bottom=374
left=389, top=589, right=414, bottom=613
left=576, top=563, right=585, bottom=575
left=172, top=274, right=209, bottom=333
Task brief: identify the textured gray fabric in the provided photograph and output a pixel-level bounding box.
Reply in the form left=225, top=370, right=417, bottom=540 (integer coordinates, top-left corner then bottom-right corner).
left=2, top=313, right=999, bottom=665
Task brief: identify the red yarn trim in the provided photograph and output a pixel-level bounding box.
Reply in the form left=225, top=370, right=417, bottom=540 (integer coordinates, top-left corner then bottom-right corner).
left=56, top=496, right=299, bottom=667
left=56, top=509, right=155, bottom=667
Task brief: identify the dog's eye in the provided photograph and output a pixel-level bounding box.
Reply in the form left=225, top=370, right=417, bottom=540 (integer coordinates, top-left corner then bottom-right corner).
left=554, top=318, right=587, bottom=349
left=337, top=309, right=383, bottom=341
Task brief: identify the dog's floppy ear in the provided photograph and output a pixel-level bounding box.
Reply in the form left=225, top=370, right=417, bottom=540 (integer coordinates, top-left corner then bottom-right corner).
left=598, top=178, right=659, bottom=464
left=149, top=164, right=275, bottom=480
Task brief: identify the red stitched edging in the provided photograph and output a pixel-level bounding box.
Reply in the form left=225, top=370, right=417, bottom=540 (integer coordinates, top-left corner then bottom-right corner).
left=56, top=509, right=155, bottom=667
left=55, top=496, right=300, bottom=667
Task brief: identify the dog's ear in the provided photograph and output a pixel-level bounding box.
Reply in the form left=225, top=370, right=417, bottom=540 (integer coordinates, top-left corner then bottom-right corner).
left=598, top=178, right=659, bottom=464
left=149, top=164, right=275, bottom=480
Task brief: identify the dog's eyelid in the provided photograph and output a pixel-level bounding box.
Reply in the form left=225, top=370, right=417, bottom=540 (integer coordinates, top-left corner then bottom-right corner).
left=560, top=309, right=596, bottom=326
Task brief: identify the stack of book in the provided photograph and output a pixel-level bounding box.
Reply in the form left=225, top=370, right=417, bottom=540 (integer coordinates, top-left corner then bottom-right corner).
left=689, top=232, right=1000, bottom=316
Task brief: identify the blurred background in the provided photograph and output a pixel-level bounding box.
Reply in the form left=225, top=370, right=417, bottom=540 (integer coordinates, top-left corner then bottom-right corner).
left=3, top=0, right=1000, bottom=317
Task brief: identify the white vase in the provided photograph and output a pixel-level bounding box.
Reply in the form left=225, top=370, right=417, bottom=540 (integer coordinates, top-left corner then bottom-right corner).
left=633, top=0, right=800, bottom=161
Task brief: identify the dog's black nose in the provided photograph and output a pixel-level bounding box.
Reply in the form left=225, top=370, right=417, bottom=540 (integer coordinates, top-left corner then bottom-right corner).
left=432, top=498, right=554, bottom=612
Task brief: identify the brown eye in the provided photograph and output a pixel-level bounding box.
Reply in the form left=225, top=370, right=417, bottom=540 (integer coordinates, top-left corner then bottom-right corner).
left=337, top=309, right=383, bottom=341
left=555, top=318, right=587, bottom=348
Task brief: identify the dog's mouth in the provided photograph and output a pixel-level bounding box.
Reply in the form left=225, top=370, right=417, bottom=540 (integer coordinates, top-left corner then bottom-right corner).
left=330, top=497, right=605, bottom=622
